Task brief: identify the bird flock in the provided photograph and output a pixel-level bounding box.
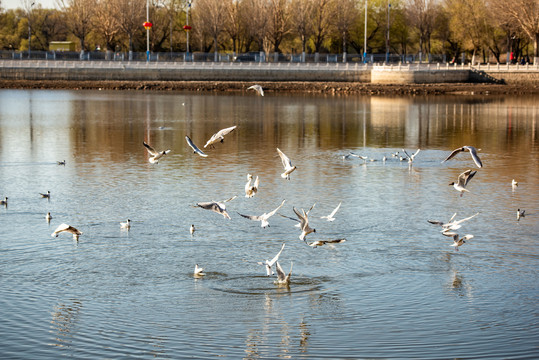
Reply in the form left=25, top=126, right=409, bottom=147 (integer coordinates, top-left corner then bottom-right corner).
left=1, top=87, right=527, bottom=287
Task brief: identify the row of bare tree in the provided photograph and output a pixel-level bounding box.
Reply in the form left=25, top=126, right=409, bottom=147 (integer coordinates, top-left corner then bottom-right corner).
left=1, top=0, right=537, bottom=63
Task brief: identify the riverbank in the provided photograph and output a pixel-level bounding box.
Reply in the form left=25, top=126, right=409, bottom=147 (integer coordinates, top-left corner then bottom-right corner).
left=1, top=80, right=539, bottom=95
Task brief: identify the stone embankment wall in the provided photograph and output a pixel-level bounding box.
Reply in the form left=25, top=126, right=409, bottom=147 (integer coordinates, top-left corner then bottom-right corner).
left=1, top=60, right=538, bottom=85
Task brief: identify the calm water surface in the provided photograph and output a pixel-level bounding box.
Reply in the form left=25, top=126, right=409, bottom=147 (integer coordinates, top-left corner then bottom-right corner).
left=0, top=89, right=538, bottom=359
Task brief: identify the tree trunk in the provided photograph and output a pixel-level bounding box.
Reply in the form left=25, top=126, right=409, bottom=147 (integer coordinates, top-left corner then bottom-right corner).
left=534, top=32, right=539, bottom=65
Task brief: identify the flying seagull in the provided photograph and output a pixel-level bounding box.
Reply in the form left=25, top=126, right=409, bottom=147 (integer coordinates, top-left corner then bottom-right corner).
left=449, top=234, right=473, bottom=251
left=237, top=199, right=286, bottom=228
left=204, top=125, right=237, bottom=148
left=274, top=261, right=292, bottom=286
left=51, top=223, right=82, bottom=240
left=442, top=146, right=483, bottom=168
left=277, top=148, right=296, bottom=180
left=247, top=84, right=264, bottom=96
left=342, top=152, right=367, bottom=162
left=279, top=203, right=316, bottom=228
left=306, top=238, right=347, bottom=248
left=185, top=136, right=208, bottom=157
left=143, top=141, right=171, bottom=164
left=449, top=169, right=477, bottom=197
left=320, top=202, right=342, bottom=222
left=402, top=148, right=421, bottom=163
left=195, top=196, right=237, bottom=219
left=257, top=243, right=285, bottom=276
left=293, top=207, right=316, bottom=241
left=245, top=174, right=259, bottom=198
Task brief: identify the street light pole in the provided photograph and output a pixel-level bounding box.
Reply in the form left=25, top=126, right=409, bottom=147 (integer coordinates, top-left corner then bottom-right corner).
left=363, top=0, right=368, bottom=64
left=385, top=1, right=390, bottom=64
left=186, top=0, right=191, bottom=59
left=146, top=0, right=150, bottom=62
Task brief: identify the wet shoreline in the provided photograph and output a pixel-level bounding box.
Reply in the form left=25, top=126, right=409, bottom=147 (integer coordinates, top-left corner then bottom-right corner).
left=1, top=79, right=538, bottom=95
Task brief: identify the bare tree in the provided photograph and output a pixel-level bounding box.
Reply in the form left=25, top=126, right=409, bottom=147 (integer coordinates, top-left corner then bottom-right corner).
left=93, top=0, right=120, bottom=57
left=58, top=0, right=95, bottom=56
left=192, top=0, right=227, bottom=60
left=290, top=0, right=313, bottom=61
left=311, top=0, right=332, bottom=55
left=223, top=0, right=242, bottom=57
left=267, top=0, right=290, bottom=58
left=488, top=0, right=539, bottom=64
left=331, top=0, right=358, bottom=62
left=115, top=0, right=145, bottom=57
left=405, top=0, right=438, bottom=62
left=242, top=0, right=270, bottom=56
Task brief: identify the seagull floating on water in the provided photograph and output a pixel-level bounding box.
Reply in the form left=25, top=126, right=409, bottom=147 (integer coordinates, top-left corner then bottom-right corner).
left=57, top=160, right=66, bottom=166
left=320, top=202, right=341, bottom=222
left=257, top=243, right=285, bottom=276
left=194, top=264, right=205, bottom=276
left=449, top=170, right=477, bottom=197
left=342, top=152, right=367, bottom=162
left=204, top=126, right=237, bottom=148
left=274, top=261, right=292, bottom=286
left=245, top=174, right=259, bottom=198
left=306, top=238, right=347, bottom=248
left=442, top=146, right=483, bottom=168
left=0, top=197, right=7, bottom=206
left=46, top=212, right=52, bottom=222
left=517, top=209, right=525, bottom=221
left=247, top=84, right=264, bottom=96
left=237, top=199, right=286, bottom=228
left=51, top=223, right=82, bottom=240
left=143, top=141, right=171, bottom=164
left=277, top=148, right=296, bottom=180
left=512, top=179, right=518, bottom=189
left=185, top=136, right=208, bottom=157
left=120, top=219, right=131, bottom=229
left=190, top=224, right=196, bottom=235
left=40, top=191, right=51, bottom=199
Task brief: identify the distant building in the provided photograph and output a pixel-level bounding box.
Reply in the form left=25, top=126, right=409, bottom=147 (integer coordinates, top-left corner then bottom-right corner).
left=49, top=41, right=76, bottom=52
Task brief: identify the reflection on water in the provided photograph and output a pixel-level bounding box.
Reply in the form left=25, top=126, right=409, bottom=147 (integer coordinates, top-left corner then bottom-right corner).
left=0, top=89, right=538, bottom=359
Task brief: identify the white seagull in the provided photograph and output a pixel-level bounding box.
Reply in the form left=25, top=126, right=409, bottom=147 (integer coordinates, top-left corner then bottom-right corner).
left=402, top=148, right=421, bottom=163
left=294, top=207, right=316, bottom=241
left=442, top=146, right=483, bottom=168
left=190, top=224, right=196, bottom=235
left=204, top=125, right=237, bottom=148
left=449, top=234, right=473, bottom=251
left=120, top=219, right=131, bottom=229
left=57, top=160, right=66, bottom=166
left=40, top=191, right=51, bottom=199
left=51, top=223, right=82, bottom=240
left=320, top=202, right=342, bottom=222
left=0, top=196, right=7, bottom=206
left=194, top=264, right=205, bottom=276
left=274, top=261, right=292, bottom=286
left=276, top=148, right=296, bottom=180
left=247, top=84, right=264, bottom=96
left=143, top=141, right=171, bottom=164
left=185, top=136, right=208, bottom=157
left=279, top=203, right=316, bottom=228
left=257, top=243, right=285, bottom=276
left=342, top=152, right=368, bottom=162
left=195, top=196, right=237, bottom=219
left=449, top=170, right=477, bottom=197
left=237, top=199, right=286, bottom=228
left=512, top=179, right=518, bottom=190
left=517, top=209, right=525, bottom=221
left=306, top=238, right=347, bottom=248
left=46, top=212, right=52, bottom=222
left=245, top=174, right=260, bottom=198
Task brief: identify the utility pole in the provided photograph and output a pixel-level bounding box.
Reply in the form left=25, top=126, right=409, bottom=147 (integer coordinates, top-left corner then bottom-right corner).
left=364, top=0, right=367, bottom=64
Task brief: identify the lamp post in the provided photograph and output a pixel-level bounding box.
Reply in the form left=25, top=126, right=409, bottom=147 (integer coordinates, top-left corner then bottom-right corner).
left=385, top=1, right=390, bottom=64
left=363, top=0, right=367, bottom=64
left=28, top=1, right=35, bottom=59
left=185, top=0, right=192, bottom=60
left=145, top=0, right=151, bottom=62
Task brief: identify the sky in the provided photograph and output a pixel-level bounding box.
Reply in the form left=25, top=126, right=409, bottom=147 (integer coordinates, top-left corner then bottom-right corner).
left=2, top=0, right=58, bottom=10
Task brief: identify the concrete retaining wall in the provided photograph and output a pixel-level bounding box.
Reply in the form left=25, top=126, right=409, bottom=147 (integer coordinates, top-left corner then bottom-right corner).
left=371, top=69, right=470, bottom=84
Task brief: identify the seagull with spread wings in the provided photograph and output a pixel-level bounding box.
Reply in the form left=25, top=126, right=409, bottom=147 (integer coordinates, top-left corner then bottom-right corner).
left=274, top=261, right=292, bottom=286
left=277, top=148, right=296, bottom=180
left=306, top=238, right=347, bottom=248
left=294, top=207, right=316, bottom=241
left=51, top=223, right=82, bottom=240
left=204, top=126, right=237, bottom=148
left=245, top=174, right=259, bottom=198
left=237, top=199, right=286, bottom=228
left=194, top=196, right=237, bottom=219
left=257, top=243, right=285, bottom=276
left=247, top=84, right=264, bottom=96
left=449, top=169, right=477, bottom=197
left=143, top=141, right=171, bottom=164
left=185, top=136, right=208, bottom=157
left=320, top=202, right=341, bottom=222
left=442, top=146, right=483, bottom=168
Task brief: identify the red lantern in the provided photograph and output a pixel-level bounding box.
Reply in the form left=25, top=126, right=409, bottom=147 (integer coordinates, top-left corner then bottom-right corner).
left=183, top=25, right=192, bottom=31
left=143, top=21, right=153, bottom=30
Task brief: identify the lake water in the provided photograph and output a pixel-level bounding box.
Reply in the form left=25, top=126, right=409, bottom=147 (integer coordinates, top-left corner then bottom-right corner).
left=0, top=89, right=538, bottom=359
